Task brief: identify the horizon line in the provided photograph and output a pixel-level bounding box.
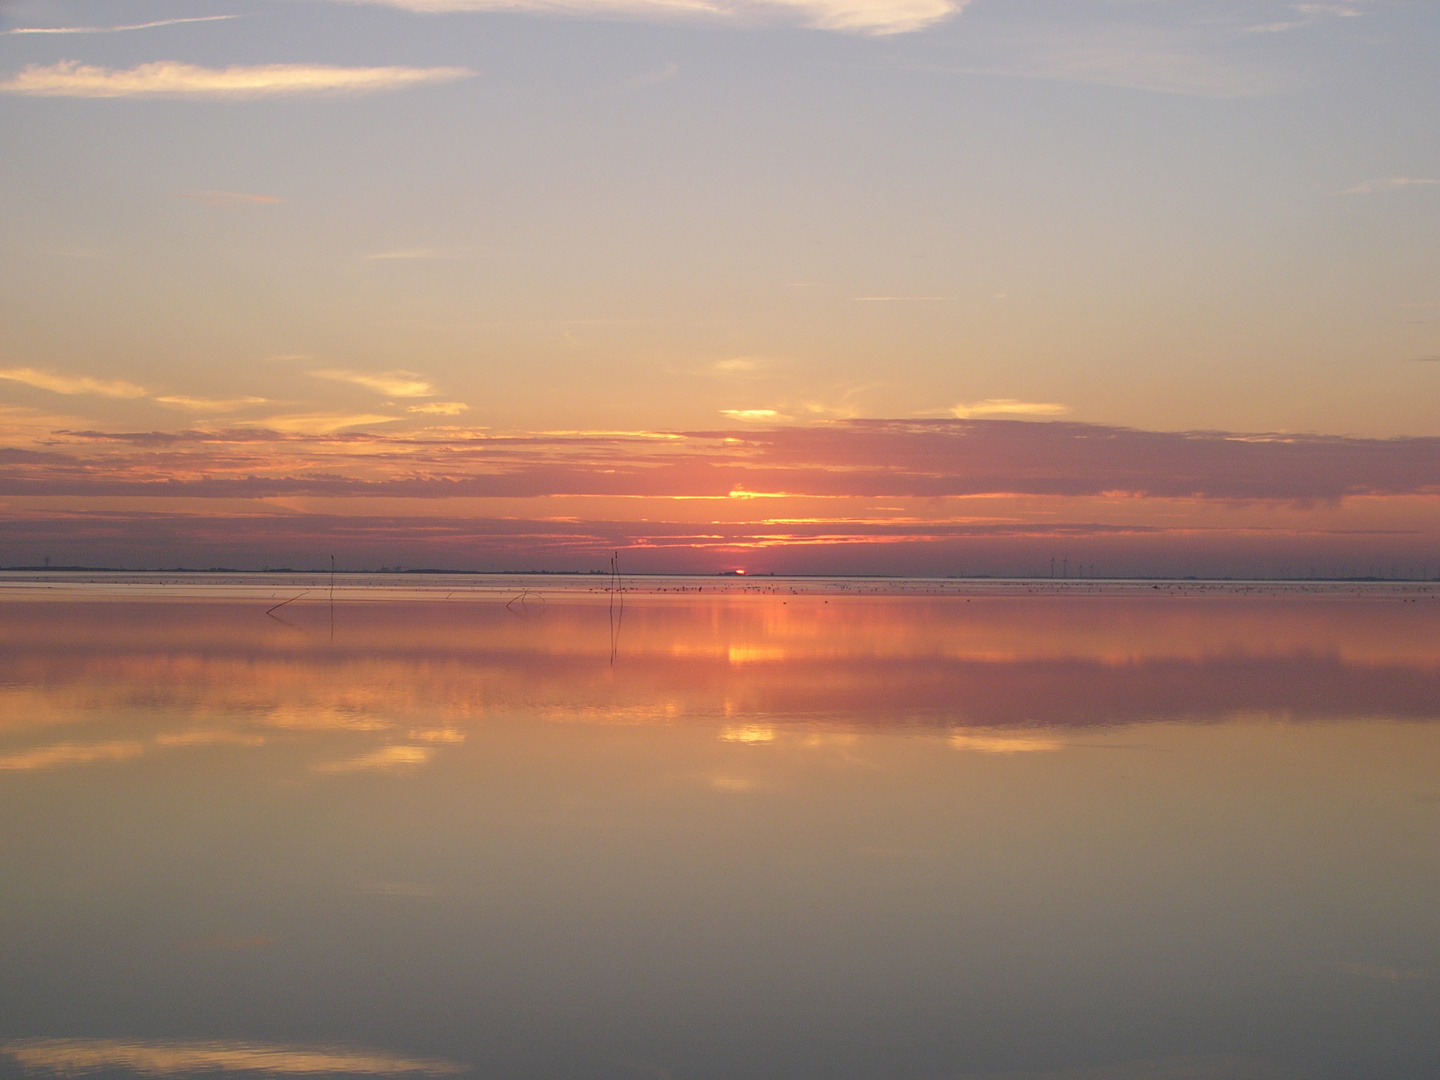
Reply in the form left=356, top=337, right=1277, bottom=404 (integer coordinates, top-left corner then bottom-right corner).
left=3, top=567, right=1438, bottom=584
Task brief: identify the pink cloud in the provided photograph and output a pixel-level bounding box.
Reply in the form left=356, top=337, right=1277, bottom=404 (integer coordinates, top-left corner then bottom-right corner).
left=4, top=419, right=1434, bottom=501
left=3, top=419, right=1439, bottom=574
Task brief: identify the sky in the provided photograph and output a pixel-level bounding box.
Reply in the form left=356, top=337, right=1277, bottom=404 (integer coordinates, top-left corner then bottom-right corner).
left=0, top=0, right=1437, bottom=573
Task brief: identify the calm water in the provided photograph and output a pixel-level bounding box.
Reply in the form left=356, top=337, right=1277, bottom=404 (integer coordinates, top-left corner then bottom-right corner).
left=2, top=575, right=1439, bottom=1080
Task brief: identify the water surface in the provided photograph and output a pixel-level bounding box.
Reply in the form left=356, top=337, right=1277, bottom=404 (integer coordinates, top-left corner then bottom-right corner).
left=2, top=576, right=1438, bottom=1080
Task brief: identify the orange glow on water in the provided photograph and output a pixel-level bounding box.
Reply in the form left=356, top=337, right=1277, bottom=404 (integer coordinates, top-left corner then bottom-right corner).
left=2, top=581, right=1440, bottom=1077
left=3, top=582, right=1439, bottom=750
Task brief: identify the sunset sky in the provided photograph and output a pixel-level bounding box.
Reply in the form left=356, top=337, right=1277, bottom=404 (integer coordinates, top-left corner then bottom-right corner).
left=1, top=0, right=1437, bottom=573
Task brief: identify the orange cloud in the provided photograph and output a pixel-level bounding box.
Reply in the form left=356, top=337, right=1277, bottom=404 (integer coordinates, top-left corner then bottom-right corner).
left=1, top=419, right=1438, bottom=575
left=949, top=399, right=1070, bottom=419
left=311, top=369, right=436, bottom=397
left=8, top=419, right=1439, bottom=501
left=0, top=61, right=474, bottom=98
left=0, top=367, right=147, bottom=398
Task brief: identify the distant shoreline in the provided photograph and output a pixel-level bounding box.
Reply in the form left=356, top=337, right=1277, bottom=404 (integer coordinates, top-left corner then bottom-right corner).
left=2, top=567, right=1439, bottom=584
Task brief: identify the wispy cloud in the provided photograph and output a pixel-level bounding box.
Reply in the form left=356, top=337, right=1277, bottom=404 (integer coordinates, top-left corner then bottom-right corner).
left=712, top=357, right=766, bottom=375
left=10, top=417, right=1440, bottom=505
left=154, top=395, right=269, bottom=411
left=950, top=398, right=1070, bottom=419
left=0, top=1038, right=464, bottom=1076
left=0, top=369, right=273, bottom=413
left=237, top=412, right=403, bottom=435
left=408, top=401, right=469, bottom=415
left=0, top=367, right=147, bottom=398
left=4, top=15, right=239, bottom=35
left=0, top=61, right=474, bottom=99
left=174, top=190, right=281, bottom=206
left=327, top=0, right=967, bottom=36
left=1342, top=176, right=1438, bottom=195
left=312, top=369, right=435, bottom=398
left=721, top=408, right=785, bottom=421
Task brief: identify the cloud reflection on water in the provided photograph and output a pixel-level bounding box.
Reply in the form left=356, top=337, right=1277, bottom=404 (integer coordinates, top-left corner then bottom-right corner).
left=0, top=1038, right=463, bottom=1076
left=0, top=586, right=1438, bottom=773
left=0, top=740, right=146, bottom=771
left=0, top=583, right=1437, bottom=1080
left=312, top=744, right=434, bottom=773
left=949, top=732, right=1065, bottom=754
